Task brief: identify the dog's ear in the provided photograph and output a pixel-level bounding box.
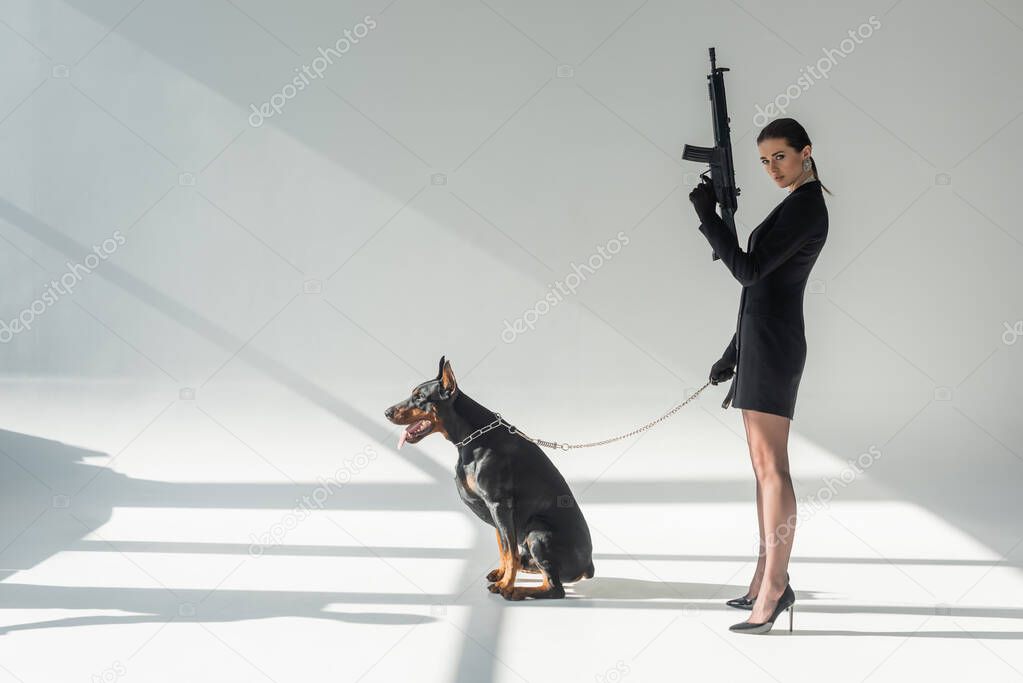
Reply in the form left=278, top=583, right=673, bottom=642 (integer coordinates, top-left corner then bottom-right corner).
left=439, top=358, right=457, bottom=397
left=437, top=355, right=446, bottom=379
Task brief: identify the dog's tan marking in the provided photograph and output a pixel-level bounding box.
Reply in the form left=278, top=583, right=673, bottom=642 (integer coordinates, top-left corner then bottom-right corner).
left=495, top=540, right=520, bottom=595
left=495, top=528, right=506, bottom=577
left=487, top=528, right=506, bottom=586
left=509, top=576, right=553, bottom=600
left=393, top=405, right=449, bottom=440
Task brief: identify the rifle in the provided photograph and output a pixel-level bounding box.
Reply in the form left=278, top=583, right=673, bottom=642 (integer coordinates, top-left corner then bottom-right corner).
left=683, top=47, right=741, bottom=261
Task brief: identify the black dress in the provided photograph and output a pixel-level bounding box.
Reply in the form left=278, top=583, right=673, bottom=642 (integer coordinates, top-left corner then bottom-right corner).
left=697, top=179, right=828, bottom=420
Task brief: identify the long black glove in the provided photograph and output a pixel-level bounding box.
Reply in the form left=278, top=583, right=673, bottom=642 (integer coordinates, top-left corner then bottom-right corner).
left=709, top=357, right=734, bottom=385
left=688, top=177, right=718, bottom=224
left=709, top=333, right=737, bottom=385
left=696, top=182, right=828, bottom=287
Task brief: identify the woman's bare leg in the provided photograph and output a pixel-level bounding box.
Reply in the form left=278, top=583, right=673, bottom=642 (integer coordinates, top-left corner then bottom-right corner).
left=741, top=410, right=768, bottom=598
left=742, top=408, right=796, bottom=623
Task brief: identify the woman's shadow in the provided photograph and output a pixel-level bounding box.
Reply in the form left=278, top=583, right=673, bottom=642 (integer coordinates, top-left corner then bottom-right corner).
left=569, top=576, right=826, bottom=604
left=568, top=578, right=1023, bottom=638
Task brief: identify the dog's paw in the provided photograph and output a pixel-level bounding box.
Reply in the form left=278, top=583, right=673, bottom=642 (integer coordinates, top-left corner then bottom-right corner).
left=486, top=582, right=500, bottom=594
left=499, top=585, right=517, bottom=600
left=486, top=568, right=504, bottom=582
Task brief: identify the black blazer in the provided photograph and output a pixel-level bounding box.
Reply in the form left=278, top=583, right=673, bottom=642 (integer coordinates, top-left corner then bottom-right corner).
left=697, top=179, right=828, bottom=416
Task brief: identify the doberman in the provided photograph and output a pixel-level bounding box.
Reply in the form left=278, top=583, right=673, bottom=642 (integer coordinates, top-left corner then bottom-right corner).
left=384, top=356, right=594, bottom=600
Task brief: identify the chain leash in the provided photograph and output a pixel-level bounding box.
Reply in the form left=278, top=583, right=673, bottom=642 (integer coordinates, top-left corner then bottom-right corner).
left=454, top=379, right=715, bottom=451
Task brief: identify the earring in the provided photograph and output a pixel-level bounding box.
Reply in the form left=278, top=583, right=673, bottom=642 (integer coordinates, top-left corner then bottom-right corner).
left=802, top=158, right=812, bottom=171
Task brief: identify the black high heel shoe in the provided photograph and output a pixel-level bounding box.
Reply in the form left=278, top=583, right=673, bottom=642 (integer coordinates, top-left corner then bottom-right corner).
left=725, top=594, right=755, bottom=609
left=725, top=572, right=788, bottom=610
left=729, top=584, right=795, bottom=634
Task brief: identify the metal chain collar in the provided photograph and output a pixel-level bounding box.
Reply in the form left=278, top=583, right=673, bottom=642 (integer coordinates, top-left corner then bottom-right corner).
left=454, top=379, right=714, bottom=452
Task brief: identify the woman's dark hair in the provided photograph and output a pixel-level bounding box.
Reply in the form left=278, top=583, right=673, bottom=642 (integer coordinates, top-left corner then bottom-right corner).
left=756, top=118, right=832, bottom=195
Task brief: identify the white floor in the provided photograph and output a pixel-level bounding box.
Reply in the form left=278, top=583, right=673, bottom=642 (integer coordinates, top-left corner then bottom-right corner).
left=1, top=379, right=1021, bottom=683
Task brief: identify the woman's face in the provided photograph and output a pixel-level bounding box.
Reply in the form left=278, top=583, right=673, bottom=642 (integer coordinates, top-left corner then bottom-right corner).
left=758, top=138, right=811, bottom=189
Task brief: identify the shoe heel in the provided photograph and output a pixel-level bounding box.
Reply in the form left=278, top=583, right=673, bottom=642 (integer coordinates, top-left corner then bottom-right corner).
left=788, top=605, right=794, bottom=632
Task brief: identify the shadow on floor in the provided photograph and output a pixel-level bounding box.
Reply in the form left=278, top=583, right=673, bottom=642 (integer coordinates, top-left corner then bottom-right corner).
left=0, top=428, right=440, bottom=635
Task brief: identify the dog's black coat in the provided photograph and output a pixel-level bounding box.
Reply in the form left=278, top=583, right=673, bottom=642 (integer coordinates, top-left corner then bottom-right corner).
left=385, top=357, right=593, bottom=600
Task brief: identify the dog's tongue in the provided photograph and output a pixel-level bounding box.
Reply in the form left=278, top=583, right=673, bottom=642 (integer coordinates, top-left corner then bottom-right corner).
left=398, top=427, right=408, bottom=450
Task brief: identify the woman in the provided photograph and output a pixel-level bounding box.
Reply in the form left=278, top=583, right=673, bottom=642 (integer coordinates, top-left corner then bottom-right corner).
left=689, top=117, right=831, bottom=635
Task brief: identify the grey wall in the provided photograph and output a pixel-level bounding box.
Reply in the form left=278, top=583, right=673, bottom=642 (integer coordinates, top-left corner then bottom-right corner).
left=1, top=1, right=1021, bottom=556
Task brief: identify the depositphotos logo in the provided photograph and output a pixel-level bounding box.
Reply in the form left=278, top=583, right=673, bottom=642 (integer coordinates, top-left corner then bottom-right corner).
left=752, top=15, right=881, bottom=127
left=500, top=230, right=631, bottom=343
left=1, top=230, right=126, bottom=343
left=248, top=15, right=378, bottom=127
